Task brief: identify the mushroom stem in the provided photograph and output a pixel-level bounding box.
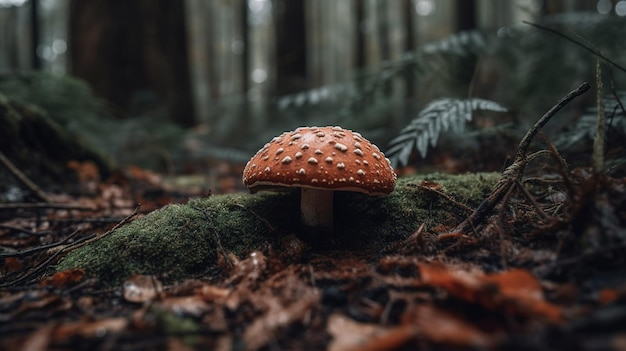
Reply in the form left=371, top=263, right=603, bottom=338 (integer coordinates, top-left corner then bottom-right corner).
left=300, top=188, right=333, bottom=228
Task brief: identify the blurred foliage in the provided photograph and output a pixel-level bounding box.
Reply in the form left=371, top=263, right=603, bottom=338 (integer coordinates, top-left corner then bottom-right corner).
left=387, top=98, right=508, bottom=168
left=200, top=13, right=625, bottom=171
left=0, top=71, right=186, bottom=172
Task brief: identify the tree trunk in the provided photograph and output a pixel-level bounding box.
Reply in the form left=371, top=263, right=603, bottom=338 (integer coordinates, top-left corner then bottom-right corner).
left=68, top=0, right=195, bottom=127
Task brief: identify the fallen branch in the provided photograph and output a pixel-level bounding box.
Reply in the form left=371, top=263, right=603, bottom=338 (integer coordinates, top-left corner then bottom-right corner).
left=0, top=151, right=50, bottom=202
left=441, top=82, right=591, bottom=239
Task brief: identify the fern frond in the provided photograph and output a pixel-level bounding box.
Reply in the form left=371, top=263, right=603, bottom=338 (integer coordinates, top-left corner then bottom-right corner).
left=554, top=91, right=626, bottom=149
left=276, top=31, right=486, bottom=110
left=387, top=98, right=508, bottom=167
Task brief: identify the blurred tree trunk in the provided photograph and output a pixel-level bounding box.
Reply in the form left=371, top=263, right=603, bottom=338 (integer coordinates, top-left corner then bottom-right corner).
left=456, top=0, right=476, bottom=31
left=68, top=0, right=194, bottom=127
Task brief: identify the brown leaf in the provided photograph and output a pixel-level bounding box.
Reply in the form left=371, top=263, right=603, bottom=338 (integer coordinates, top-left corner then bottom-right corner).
left=327, top=313, right=415, bottom=351
left=53, top=317, right=128, bottom=340
left=18, top=324, right=54, bottom=351
left=123, top=275, right=163, bottom=303
left=38, top=269, right=85, bottom=288
left=406, top=304, right=497, bottom=348
left=2, top=257, right=24, bottom=272
left=419, top=263, right=562, bottom=322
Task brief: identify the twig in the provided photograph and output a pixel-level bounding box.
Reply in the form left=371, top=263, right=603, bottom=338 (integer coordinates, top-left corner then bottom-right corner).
left=0, top=202, right=96, bottom=211
left=55, top=205, right=141, bottom=254
left=407, top=183, right=473, bottom=213
left=0, top=151, right=50, bottom=202
left=0, top=206, right=140, bottom=288
left=523, top=21, right=626, bottom=74
left=593, top=61, right=605, bottom=173
left=442, top=82, right=590, bottom=238
left=0, top=229, right=86, bottom=259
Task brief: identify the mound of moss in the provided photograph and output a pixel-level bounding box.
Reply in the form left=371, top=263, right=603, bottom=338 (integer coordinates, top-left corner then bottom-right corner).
left=56, top=172, right=500, bottom=284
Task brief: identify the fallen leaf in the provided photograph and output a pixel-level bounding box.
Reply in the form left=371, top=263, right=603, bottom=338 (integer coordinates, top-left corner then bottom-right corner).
left=53, top=317, right=128, bottom=340
left=123, top=275, right=163, bottom=303
left=18, top=324, right=54, bottom=351
left=419, top=263, right=562, bottom=322
left=38, top=269, right=85, bottom=288
left=157, top=296, right=210, bottom=317
left=2, top=257, right=24, bottom=272
left=406, top=304, right=497, bottom=348
left=327, top=313, right=415, bottom=351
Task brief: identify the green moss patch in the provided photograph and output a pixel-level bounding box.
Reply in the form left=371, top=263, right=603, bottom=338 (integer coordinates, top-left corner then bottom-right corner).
left=56, top=172, right=500, bottom=284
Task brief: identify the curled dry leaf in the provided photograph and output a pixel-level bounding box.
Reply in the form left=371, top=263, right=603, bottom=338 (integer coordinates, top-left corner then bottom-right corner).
left=156, top=296, right=211, bottom=317
left=327, top=313, right=415, bottom=351
left=38, top=268, right=85, bottom=288
left=243, top=287, right=319, bottom=351
left=419, top=263, right=562, bottom=322
left=123, top=275, right=163, bottom=303
left=405, top=304, right=497, bottom=348
left=52, top=317, right=128, bottom=340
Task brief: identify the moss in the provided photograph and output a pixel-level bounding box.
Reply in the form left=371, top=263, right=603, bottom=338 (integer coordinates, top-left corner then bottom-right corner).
left=56, top=172, right=500, bottom=285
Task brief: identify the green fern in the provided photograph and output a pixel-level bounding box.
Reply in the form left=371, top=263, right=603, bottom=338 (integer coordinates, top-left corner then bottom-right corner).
left=276, top=30, right=486, bottom=111
left=554, top=91, right=626, bottom=149
left=386, top=98, right=508, bottom=167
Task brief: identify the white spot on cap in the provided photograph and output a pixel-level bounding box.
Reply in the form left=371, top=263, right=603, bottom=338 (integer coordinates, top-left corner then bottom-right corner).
left=354, top=141, right=362, bottom=149
left=337, top=162, right=345, bottom=169
left=311, top=179, right=318, bottom=183
left=264, top=166, right=271, bottom=173
left=325, top=156, right=333, bottom=163
left=292, top=133, right=302, bottom=140
left=355, top=159, right=361, bottom=165
left=307, top=157, right=318, bottom=164
left=262, top=155, right=269, bottom=161
left=372, top=152, right=381, bottom=160
left=316, top=132, right=325, bottom=137
left=334, top=143, right=348, bottom=152
left=296, top=168, right=306, bottom=175
left=354, top=149, right=363, bottom=156
left=301, top=144, right=310, bottom=150
left=357, top=169, right=365, bottom=176
left=282, top=156, right=292, bottom=164
left=373, top=179, right=380, bottom=183
left=314, top=149, right=323, bottom=155
left=363, top=160, right=369, bottom=166
left=276, top=148, right=284, bottom=155
left=295, top=151, right=303, bottom=159
left=251, top=163, right=257, bottom=168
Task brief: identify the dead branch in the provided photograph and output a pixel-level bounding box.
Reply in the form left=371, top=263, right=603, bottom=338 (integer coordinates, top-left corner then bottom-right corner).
left=441, top=82, right=590, bottom=239
left=0, top=151, right=50, bottom=202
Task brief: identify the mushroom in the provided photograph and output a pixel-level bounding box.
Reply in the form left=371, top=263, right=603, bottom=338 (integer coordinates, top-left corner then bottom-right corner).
left=242, top=126, right=397, bottom=230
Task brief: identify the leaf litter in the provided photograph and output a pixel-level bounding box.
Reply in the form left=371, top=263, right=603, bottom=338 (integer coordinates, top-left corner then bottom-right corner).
left=1, top=89, right=626, bottom=349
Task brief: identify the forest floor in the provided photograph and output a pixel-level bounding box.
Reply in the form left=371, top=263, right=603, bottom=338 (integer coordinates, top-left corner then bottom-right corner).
left=1, top=87, right=626, bottom=350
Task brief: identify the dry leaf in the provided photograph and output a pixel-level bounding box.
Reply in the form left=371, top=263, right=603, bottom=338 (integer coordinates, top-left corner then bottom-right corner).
left=53, top=318, right=128, bottom=340
left=406, top=304, right=497, bottom=348
left=123, top=275, right=163, bottom=303
left=38, top=269, right=85, bottom=288
left=327, top=313, right=415, bottom=351
left=419, top=263, right=562, bottom=322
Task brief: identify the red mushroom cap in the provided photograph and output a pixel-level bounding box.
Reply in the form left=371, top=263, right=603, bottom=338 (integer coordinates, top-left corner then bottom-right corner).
left=242, top=126, right=397, bottom=195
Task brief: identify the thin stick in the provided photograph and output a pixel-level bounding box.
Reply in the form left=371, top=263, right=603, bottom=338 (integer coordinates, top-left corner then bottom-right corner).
left=0, top=203, right=96, bottom=210
left=0, top=151, right=50, bottom=202
left=523, top=21, right=626, bottom=74
left=516, top=82, right=590, bottom=160
left=443, top=82, right=590, bottom=238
